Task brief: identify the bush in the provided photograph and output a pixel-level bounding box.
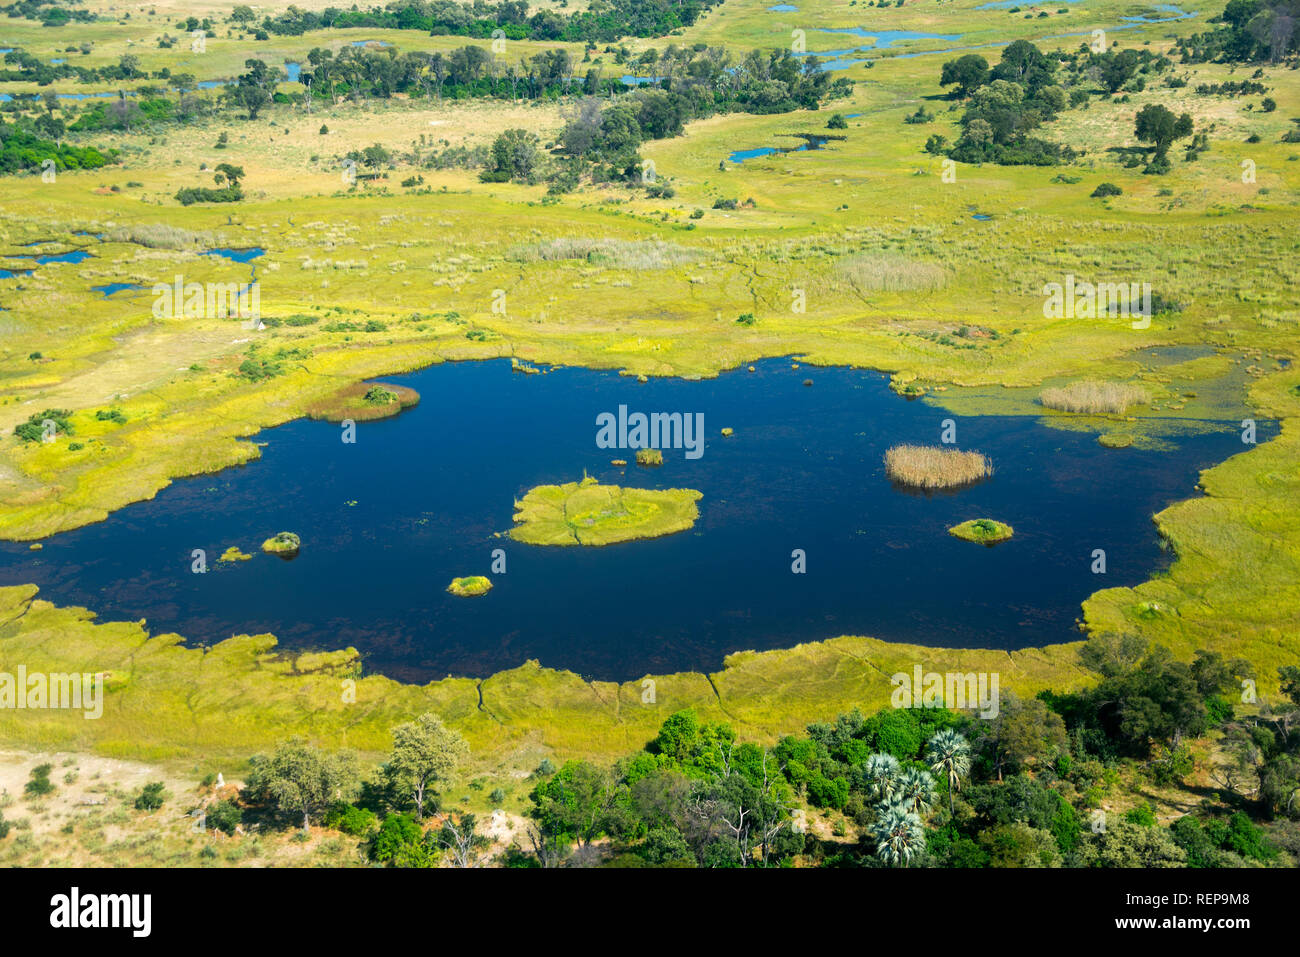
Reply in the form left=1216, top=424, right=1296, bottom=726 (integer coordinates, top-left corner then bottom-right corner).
left=206, top=799, right=243, bottom=836
left=712, top=198, right=738, bottom=210
left=24, top=764, right=55, bottom=798
left=1091, top=182, right=1123, bottom=198
left=135, top=782, right=168, bottom=811
left=323, top=802, right=378, bottom=836
left=827, top=113, right=848, bottom=129
left=14, top=409, right=73, bottom=443
left=370, top=813, right=435, bottom=867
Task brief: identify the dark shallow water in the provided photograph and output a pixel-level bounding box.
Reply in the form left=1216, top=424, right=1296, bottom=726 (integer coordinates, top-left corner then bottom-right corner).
left=0, top=358, right=1268, bottom=682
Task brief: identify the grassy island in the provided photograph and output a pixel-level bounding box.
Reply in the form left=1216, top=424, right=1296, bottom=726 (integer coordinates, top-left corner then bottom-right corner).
left=948, top=519, right=1015, bottom=545
left=261, top=532, right=301, bottom=557
left=507, top=477, right=701, bottom=546
left=447, top=575, right=493, bottom=597
left=635, top=448, right=664, bottom=467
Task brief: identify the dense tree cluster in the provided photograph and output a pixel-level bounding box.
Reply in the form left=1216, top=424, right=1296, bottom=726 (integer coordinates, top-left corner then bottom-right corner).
left=250, top=0, right=720, bottom=43
left=0, top=116, right=111, bottom=173
left=226, top=636, right=1298, bottom=867
left=941, top=41, right=1073, bottom=166
left=1177, top=0, right=1300, bottom=63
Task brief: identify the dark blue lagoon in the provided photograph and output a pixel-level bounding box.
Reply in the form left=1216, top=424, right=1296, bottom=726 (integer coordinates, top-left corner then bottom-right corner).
left=0, top=359, right=1266, bottom=682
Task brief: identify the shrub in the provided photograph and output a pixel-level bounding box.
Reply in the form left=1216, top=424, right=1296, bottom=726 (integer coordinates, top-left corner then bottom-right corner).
left=1091, top=182, right=1123, bottom=198
left=14, top=409, right=73, bottom=443
left=24, top=764, right=55, bottom=798
left=323, top=802, right=378, bottom=836
left=206, top=799, right=243, bottom=835
left=135, top=782, right=168, bottom=811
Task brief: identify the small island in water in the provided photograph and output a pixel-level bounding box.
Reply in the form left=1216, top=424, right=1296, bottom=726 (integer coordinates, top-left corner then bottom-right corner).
left=447, top=575, right=493, bottom=597
left=261, top=531, right=301, bottom=558
left=507, top=476, right=702, bottom=546
left=948, top=519, right=1015, bottom=544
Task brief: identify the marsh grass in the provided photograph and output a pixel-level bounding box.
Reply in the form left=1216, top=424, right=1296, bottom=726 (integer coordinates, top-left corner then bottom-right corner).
left=102, top=223, right=218, bottom=249
left=507, top=238, right=702, bottom=269
left=835, top=252, right=948, bottom=293
left=1040, top=380, right=1150, bottom=414
left=884, top=445, right=993, bottom=489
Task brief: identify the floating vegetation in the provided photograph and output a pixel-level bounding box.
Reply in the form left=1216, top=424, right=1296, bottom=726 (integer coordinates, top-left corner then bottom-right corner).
left=218, top=546, right=251, bottom=563
left=948, top=518, right=1014, bottom=544
left=636, top=448, right=664, bottom=467
left=884, top=445, right=993, bottom=489
left=507, top=477, right=701, bottom=546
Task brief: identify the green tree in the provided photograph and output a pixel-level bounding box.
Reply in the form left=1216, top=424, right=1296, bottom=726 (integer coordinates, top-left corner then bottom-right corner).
left=489, top=128, right=540, bottom=181
left=1134, top=104, right=1194, bottom=161
left=940, top=54, right=990, bottom=98
left=245, top=738, right=359, bottom=830
left=870, top=803, right=926, bottom=866
left=382, top=712, right=468, bottom=820
left=926, top=729, right=971, bottom=815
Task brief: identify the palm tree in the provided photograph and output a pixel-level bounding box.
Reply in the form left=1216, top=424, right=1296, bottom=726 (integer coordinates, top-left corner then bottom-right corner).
left=926, top=729, right=971, bottom=816
left=862, top=753, right=900, bottom=804
left=896, top=766, right=936, bottom=816
left=869, top=803, right=926, bottom=867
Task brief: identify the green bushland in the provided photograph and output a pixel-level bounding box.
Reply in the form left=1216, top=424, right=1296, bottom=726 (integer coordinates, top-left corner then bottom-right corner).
left=447, top=575, right=492, bottom=597
left=949, top=518, right=1015, bottom=544
left=507, top=476, right=701, bottom=546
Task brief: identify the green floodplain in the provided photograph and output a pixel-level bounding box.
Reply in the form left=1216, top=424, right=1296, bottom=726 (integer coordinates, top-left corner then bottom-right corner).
left=0, top=0, right=1296, bottom=869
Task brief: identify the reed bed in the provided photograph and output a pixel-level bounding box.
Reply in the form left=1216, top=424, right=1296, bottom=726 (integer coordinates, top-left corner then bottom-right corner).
left=1040, top=380, right=1149, bottom=414
left=884, top=445, right=993, bottom=489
